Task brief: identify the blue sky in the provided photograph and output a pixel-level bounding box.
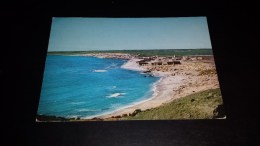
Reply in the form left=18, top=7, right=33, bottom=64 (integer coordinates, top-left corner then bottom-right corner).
left=48, top=17, right=212, bottom=51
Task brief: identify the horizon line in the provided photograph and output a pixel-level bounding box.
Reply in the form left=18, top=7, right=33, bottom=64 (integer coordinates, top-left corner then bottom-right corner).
left=48, top=48, right=212, bottom=52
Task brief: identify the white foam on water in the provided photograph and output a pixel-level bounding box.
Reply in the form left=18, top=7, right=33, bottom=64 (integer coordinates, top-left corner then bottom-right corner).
left=66, top=115, right=81, bottom=119
left=106, top=63, right=118, bottom=69
left=77, top=109, right=101, bottom=112
left=93, top=69, right=107, bottom=72
left=106, top=93, right=126, bottom=98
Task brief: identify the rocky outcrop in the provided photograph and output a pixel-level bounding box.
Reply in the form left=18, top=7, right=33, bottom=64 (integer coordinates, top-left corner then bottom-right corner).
left=130, top=109, right=142, bottom=116
left=122, top=114, right=128, bottom=117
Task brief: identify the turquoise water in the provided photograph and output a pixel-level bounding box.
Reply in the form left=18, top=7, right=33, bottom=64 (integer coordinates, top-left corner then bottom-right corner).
left=37, top=55, right=159, bottom=119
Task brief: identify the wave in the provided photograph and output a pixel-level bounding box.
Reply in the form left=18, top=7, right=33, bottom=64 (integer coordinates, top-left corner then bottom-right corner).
left=93, top=69, right=107, bottom=72
left=106, top=63, right=118, bottom=69
left=77, top=109, right=101, bottom=112
left=66, top=115, right=82, bottom=119
left=106, top=92, right=126, bottom=98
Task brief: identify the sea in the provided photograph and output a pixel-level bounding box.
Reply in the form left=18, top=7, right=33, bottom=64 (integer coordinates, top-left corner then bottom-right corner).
left=37, top=55, right=160, bottom=119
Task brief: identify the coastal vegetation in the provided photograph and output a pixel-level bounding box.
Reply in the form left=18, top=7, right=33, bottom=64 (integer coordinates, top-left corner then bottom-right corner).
left=48, top=49, right=213, bottom=57
left=122, top=88, right=224, bottom=120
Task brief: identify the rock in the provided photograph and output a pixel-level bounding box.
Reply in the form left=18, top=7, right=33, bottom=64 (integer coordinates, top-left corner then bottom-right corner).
left=143, top=70, right=151, bottom=73
left=135, top=109, right=142, bottom=113
left=131, top=109, right=142, bottom=116
left=115, top=115, right=122, bottom=118
left=122, top=114, right=128, bottom=117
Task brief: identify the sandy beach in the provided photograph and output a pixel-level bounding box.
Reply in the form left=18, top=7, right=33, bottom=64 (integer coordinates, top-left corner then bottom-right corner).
left=93, top=56, right=220, bottom=119
left=37, top=53, right=221, bottom=121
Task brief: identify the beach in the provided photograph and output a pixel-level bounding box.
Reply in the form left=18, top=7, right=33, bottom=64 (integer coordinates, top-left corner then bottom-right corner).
left=36, top=53, right=221, bottom=121
left=86, top=53, right=221, bottom=119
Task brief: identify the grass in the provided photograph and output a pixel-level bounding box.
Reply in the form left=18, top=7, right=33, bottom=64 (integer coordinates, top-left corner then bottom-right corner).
left=48, top=49, right=213, bottom=57
left=123, top=88, right=224, bottom=120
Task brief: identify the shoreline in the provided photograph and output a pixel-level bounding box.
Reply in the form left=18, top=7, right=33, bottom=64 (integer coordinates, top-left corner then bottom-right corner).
left=95, top=55, right=219, bottom=119
left=39, top=53, right=220, bottom=121
left=95, top=71, right=186, bottom=119
left=78, top=58, right=164, bottom=120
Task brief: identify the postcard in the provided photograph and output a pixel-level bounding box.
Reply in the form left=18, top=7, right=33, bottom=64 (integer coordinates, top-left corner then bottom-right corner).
left=36, top=17, right=225, bottom=121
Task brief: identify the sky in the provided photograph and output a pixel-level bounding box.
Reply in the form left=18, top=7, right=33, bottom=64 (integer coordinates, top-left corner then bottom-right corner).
left=48, top=17, right=212, bottom=51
